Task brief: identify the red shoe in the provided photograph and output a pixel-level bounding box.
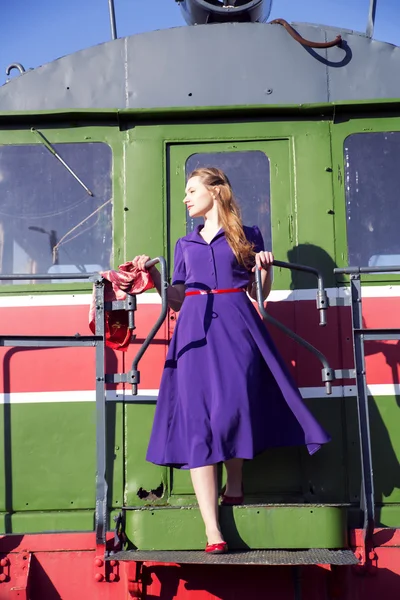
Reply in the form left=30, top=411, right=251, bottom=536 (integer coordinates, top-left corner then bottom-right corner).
left=205, top=542, right=228, bottom=554
left=220, top=485, right=244, bottom=506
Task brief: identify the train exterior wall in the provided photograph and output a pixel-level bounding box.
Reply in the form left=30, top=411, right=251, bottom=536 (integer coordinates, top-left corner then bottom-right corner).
left=1, top=31, right=400, bottom=594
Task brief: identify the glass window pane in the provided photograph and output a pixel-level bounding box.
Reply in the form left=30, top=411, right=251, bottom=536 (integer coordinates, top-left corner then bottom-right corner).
left=185, top=151, right=271, bottom=249
left=345, top=132, right=400, bottom=267
left=0, top=142, right=112, bottom=284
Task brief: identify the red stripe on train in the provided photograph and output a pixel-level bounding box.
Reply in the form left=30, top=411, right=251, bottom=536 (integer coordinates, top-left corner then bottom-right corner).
left=0, top=298, right=398, bottom=393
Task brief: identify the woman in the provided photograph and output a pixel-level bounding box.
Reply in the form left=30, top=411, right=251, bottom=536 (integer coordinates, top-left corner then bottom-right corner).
left=133, top=167, right=330, bottom=554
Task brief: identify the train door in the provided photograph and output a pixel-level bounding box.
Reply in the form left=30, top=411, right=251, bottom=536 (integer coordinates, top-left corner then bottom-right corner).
left=167, top=140, right=304, bottom=504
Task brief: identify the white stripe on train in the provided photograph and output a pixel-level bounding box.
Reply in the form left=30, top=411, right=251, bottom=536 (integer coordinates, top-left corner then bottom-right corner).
left=1, top=286, right=400, bottom=308
left=0, top=384, right=399, bottom=403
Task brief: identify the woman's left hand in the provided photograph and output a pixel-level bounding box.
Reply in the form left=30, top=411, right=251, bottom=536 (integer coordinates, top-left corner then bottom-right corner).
left=252, top=251, right=274, bottom=272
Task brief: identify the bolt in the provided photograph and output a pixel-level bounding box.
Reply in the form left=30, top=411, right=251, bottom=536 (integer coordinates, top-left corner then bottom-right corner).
left=109, top=560, right=117, bottom=567
left=94, top=557, right=103, bottom=567
left=0, top=558, right=9, bottom=567
left=0, top=573, right=6, bottom=582
left=95, top=573, right=104, bottom=582
left=109, top=573, right=117, bottom=582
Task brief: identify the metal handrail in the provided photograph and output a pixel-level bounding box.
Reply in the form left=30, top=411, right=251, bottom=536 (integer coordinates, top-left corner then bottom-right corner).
left=0, top=272, right=108, bottom=547
left=332, top=264, right=400, bottom=557
left=273, top=259, right=328, bottom=326
left=129, top=257, right=168, bottom=394
left=0, top=273, right=96, bottom=280
left=335, top=265, right=400, bottom=275
left=255, top=267, right=333, bottom=394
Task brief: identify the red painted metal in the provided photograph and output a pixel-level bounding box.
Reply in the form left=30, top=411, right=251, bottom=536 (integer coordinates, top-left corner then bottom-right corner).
left=1, top=298, right=399, bottom=395
left=0, top=303, right=168, bottom=393
left=1, top=296, right=400, bottom=596
left=0, top=530, right=400, bottom=599
left=8, top=552, right=32, bottom=599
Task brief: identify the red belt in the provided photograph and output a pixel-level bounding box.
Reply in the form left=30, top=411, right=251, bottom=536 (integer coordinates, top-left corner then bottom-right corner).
left=185, top=288, right=245, bottom=297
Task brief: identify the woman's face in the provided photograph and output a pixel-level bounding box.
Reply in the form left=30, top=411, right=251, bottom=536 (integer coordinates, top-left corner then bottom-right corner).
left=184, top=176, right=215, bottom=218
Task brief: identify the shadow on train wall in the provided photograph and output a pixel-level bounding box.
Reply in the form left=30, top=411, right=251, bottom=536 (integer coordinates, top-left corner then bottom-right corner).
left=287, top=244, right=400, bottom=528
left=134, top=560, right=400, bottom=600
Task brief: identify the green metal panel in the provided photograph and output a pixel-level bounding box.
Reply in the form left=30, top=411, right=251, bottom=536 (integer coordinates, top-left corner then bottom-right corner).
left=124, top=126, right=169, bottom=262
left=301, top=398, right=348, bottom=504
left=346, top=395, right=400, bottom=521
left=124, top=405, right=168, bottom=507
left=2, top=510, right=94, bottom=534
left=122, top=125, right=171, bottom=507
left=124, top=505, right=347, bottom=550
left=0, top=509, right=122, bottom=534
left=0, top=401, right=123, bottom=513
left=289, top=122, right=338, bottom=288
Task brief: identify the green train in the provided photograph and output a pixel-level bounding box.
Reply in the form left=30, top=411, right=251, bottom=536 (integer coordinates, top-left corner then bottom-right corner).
left=0, top=1, right=400, bottom=598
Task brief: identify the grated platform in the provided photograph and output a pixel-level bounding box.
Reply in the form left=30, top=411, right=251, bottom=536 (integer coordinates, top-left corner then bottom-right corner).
left=108, top=548, right=358, bottom=566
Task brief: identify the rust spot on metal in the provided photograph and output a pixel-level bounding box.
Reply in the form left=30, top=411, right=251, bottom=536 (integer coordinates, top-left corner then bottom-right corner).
left=137, top=483, right=164, bottom=501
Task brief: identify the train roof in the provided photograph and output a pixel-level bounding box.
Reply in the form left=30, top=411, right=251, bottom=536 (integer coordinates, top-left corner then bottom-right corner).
left=1, top=21, right=400, bottom=112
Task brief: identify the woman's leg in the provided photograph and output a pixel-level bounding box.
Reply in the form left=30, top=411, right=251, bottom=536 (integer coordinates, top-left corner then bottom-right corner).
left=224, top=458, right=244, bottom=497
left=190, top=465, right=224, bottom=545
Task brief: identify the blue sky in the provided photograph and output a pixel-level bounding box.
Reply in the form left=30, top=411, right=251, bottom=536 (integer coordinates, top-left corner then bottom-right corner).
left=1, top=0, right=400, bottom=85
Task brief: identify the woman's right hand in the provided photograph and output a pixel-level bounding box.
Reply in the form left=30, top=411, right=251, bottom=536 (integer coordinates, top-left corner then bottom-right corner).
left=132, top=254, right=151, bottom=271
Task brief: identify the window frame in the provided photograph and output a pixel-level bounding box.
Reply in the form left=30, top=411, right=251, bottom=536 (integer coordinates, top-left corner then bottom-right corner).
left=184, top=149, right=272, bottom=247
left=168, top=139, right=295, bottom=293
left=343, top=131, right=400, bottom=270
left=0, top=126, right=121, bottom=293
left=331, top=114, right=400, bottom=284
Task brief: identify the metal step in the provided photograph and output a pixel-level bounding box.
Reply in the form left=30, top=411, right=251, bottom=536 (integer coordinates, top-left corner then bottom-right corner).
left=108, top=548, right=358, bottom=566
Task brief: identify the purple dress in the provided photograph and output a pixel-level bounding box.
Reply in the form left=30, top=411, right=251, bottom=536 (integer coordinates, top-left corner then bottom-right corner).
left=146, top=225, right=331, bottom=469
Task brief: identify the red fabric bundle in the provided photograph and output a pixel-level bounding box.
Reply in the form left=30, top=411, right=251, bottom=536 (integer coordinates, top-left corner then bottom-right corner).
left=89, top=261, right=154, bottom=351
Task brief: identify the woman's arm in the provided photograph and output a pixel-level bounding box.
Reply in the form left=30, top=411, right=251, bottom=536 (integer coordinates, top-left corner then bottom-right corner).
left=132, top=255, right=186, bottom=312
left=247, top=251, right=274, bottom=302
left=149, top=265, right=186, bottom=312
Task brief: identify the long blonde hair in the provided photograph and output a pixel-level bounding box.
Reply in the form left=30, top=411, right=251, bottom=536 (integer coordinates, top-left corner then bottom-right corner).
left=188, top=167, right=255, bottom=268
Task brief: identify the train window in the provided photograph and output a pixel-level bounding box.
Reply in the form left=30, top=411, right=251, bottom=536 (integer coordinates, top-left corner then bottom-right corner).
left=0, top=142, right=112, bottom=284
left=185, top=151, right=271, bottom=249
left=344, top=132, right=400, bottom=268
